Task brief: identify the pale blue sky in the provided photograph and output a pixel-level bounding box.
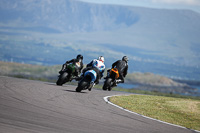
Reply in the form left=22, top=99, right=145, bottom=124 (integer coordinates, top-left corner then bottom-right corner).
left=78, top=0, right=200, bottom=13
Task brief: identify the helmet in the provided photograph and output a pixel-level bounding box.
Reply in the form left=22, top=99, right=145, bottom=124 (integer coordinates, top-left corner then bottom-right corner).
left=98, top=56, right=105, bottom=63
left=122, top=56, right=128, bottom=62
left=77, top=54, right=83, bottom=60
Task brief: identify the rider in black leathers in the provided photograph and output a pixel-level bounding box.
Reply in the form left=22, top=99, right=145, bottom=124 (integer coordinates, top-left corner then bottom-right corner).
left=59, top=54, right=83, bottom=78
left=111, top=56, right=128, bottom=84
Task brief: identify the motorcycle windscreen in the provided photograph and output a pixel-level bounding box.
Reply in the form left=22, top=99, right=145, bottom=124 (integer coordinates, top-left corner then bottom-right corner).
left=84, top=70, right=97, bottom=82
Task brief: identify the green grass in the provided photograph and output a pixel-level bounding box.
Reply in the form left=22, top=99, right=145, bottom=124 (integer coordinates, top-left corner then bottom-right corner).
left=111, top=87, right=200, bottom=100
left=110, top=95, right=200, bottom=131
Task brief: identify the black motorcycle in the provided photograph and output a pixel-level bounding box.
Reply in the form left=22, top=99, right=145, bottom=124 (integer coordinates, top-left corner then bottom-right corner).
left=56, top=64, right=77, bottom=86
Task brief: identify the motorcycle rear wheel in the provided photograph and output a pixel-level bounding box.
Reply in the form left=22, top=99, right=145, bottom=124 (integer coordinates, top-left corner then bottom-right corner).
left=76, top=80, right=88, bottom=92
left=103, top=78, right=112, bottom=91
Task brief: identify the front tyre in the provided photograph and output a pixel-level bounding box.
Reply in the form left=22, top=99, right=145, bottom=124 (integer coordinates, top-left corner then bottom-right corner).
left=56, top=72, right=69, bottom=86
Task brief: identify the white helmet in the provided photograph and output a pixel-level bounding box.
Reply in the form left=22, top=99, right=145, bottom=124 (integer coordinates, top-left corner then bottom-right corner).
left=98, top=56, right=105, bottom=63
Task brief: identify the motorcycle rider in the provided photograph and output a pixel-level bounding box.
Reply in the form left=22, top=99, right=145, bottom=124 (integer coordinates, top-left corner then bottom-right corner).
left=78, top=56, right=105, bottom=89
left=111, top=56, right=128, bottom=85
left=59, top=54, right=84, bottom=79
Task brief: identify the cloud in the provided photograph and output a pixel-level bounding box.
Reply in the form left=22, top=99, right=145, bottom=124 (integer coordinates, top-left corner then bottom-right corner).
left=79, top=0, right=200, bottom=13
left=152, top=0, right=200, bottom=6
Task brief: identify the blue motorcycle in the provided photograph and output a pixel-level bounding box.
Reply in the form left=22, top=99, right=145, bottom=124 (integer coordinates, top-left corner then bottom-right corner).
left=76, top=70, right=97, bottom=92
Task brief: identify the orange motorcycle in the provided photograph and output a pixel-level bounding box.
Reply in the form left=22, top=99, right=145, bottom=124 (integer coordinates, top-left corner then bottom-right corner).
left=103, top=68, right=119, bottom=91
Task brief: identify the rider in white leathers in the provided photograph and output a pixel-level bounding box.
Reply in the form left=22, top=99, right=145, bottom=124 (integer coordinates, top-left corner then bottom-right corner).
left=79, top=56, right=105, bottom=85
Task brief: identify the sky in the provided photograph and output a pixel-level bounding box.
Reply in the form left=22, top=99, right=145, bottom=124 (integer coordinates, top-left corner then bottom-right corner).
left=78, top=0, right=200, bottom=13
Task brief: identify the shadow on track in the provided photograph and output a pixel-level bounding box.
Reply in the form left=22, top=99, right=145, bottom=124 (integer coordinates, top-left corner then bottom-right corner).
left=63, top=89, right=87, bottom=93
left=44, top=82, right=77, bottom=87
left=44, top=83, right=87, bottom=93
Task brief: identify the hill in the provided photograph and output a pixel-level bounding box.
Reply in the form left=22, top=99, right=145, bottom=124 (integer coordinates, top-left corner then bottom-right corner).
left=126, top=72, right=186, bottom=87
left=126, top=72, right=198, bottom=96
left=0, top=61, right=60, bottom=81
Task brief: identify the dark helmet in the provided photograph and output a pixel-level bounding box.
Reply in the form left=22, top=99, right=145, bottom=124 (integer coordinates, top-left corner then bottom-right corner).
left=122, top=56, right=128, bottom=62
left=77, top=54, right=83, bottom=60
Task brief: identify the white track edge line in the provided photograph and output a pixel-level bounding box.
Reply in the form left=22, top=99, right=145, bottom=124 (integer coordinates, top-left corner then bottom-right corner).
left=103, top=95, right=200, bottom=133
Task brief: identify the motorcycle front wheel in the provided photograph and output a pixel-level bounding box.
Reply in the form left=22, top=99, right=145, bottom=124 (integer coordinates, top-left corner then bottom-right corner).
left=56, top=72, right=69, bottom=86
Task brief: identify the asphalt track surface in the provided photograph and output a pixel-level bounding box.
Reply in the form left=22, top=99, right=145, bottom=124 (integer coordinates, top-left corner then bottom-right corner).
left=0, top=76, right=197, bottom=133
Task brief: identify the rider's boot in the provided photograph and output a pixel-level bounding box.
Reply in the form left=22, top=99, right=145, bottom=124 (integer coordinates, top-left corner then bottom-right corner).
left=59, top=64, right=66, bottom=74
left=75, top=75, right=83, bottom=81
left=116, top=79, right=122, bottom=83
left=114, top=79, right=122, bottom=86
left=59, top=70, right=63, bottom=74
left=69, top=78, right=73, bottom=82
left=88, top=81, right=95, bottom=91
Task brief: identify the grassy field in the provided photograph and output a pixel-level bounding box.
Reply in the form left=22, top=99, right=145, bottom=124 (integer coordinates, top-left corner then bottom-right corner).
left=0, top=61, right=61, bottom=82
left=110, top=95, right=200, bottom=131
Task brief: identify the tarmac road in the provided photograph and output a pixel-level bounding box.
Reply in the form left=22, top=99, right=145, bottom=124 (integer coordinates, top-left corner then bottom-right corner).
left=0, top=76, right=197, bottom=133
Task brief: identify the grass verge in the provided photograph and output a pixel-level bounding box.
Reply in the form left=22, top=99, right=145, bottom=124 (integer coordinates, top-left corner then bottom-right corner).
left=109, top=94, right=200, bottom=131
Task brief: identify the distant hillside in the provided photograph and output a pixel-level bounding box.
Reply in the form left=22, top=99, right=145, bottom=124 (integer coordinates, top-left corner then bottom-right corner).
left=0, top=61, right=60, bottom=81
left=0, top=0, right=200, bottom=80
left=125, top=72, right=198, bottom=96
left=1, top=0, right=199, bottom=34
left=126, top=72, right=185, bottom=87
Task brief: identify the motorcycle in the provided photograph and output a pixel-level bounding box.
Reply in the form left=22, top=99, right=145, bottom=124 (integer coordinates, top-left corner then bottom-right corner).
left=103, top=68, right=119, bottom=91
left=76, top=69, right=97, bottom=92
left=56, top=64, right=77, bottom=86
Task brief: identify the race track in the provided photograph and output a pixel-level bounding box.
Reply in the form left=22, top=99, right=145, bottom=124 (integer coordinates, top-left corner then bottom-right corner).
left=0, top=76, right=196, bottom=133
